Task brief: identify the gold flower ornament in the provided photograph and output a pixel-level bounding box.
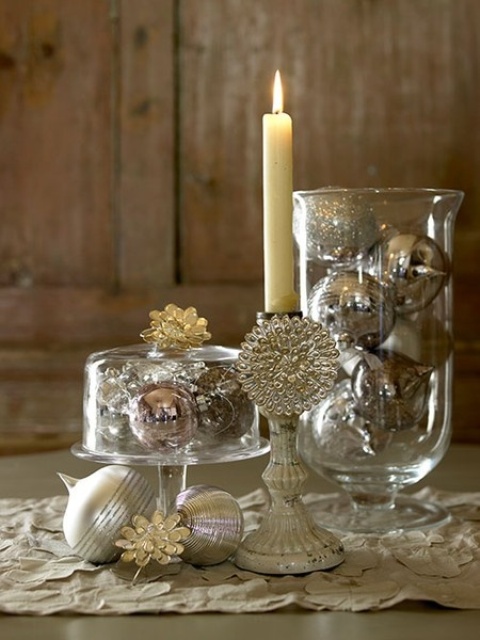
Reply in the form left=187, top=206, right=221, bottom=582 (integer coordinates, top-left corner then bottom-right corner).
left=115, top=510, right=191, bottom=579
left=141, top=304, right=211, bottom=349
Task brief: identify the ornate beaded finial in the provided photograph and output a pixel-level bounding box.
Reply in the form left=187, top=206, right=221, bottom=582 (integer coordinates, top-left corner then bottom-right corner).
left=140, top=304, right=212, bottom=350
left=234, top=314, right=345, bottom=575
left=236, top=314, right=339, bottom=417
left=115, top=510, right=191, bottom=581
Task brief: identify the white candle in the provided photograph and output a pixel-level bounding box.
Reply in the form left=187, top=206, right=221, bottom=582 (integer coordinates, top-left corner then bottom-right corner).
left=263, top=70, right=298, bottom=313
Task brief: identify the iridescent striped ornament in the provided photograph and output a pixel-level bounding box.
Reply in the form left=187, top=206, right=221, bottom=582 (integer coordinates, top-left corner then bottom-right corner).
left=175, top=484, right=244, bottom=565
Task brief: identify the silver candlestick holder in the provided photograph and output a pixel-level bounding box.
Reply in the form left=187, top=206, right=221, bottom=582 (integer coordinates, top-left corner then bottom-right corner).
left=234, top=312, right=345, bottom=574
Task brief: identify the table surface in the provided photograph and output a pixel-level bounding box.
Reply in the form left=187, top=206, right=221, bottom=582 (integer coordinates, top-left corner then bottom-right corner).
left=1, top=443, right=479, bottom=639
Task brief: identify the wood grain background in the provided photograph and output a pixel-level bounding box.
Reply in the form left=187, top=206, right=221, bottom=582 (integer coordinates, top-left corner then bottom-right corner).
left=0, top=0, right=479, bottom=452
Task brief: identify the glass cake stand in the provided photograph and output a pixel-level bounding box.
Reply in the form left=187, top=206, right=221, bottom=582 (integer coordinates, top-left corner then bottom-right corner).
left=72, top=343, right=269, bottom=513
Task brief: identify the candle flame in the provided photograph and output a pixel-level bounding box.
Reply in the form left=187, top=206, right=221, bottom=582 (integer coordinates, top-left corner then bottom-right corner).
left=272, top=70, right=283, bottom=114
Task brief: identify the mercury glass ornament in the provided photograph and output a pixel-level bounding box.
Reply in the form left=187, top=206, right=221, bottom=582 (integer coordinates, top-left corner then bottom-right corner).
left=307, top=379, right=380, bottom=460
left=350, top=349, right=434, bottom=432
left=307, top=270, right=395, bottom=350
left=296, top=187, right=463, bottom=533
left=376, top=232, right=449, bottom=315
left=58, top=465, right=156, bottom=564
left=175, top=484, right=244, bottom=565
left=129, top=381, right=198, bottom=451
left=195, top=366, right=254, bottom=440
left=293, top=188, right=380, bottom=265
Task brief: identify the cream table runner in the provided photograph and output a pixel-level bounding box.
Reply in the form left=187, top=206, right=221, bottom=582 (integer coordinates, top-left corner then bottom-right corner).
left=1, top=487, right=479, bottom=614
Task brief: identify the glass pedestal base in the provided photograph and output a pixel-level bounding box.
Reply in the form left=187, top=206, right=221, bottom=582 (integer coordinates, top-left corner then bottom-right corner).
left=309, top=493, right=451, bottom=534
left=235, top=414, right=344, bottom=575
left=72, top=439, right=269, bottom=514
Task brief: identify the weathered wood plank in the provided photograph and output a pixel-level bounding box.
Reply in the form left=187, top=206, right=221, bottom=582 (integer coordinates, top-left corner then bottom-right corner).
left=117, top=0, right=176, bottom=289
left=0, top=276, right=474, bottom=351
left=178, top=0, right=265, bottom=284
left=0, top=285, right=263, bottom=348
left=0, top=0, right=114, bottom=287
left=0, top=347, right=86, bottom=454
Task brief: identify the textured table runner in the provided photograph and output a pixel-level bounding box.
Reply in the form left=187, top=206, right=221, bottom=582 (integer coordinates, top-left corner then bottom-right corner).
left=1, top=487, right=480, bottom=615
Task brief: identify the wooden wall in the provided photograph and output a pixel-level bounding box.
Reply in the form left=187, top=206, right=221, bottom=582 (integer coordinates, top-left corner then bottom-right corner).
left=0, top=0, right=479, bottom=452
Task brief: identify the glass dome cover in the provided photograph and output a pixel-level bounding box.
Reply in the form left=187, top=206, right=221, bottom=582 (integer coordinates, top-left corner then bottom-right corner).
left=75, top=304, right=268, bottom=466
left=76, top=342, right=268, bottom=466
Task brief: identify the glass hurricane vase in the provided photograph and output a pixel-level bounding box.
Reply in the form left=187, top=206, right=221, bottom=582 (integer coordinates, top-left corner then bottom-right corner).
left=294, top=187, right=463, bottom=533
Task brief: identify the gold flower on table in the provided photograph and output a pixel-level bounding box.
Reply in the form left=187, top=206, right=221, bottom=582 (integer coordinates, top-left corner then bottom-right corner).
left=115, top=510, right=191, bottom=576
left=140, top=304, right=211, bottom=349
left=236, top=314, right=339, bottom=416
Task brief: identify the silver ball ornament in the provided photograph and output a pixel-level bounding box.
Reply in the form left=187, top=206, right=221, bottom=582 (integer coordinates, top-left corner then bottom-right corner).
left=308, top=380, right=378, bottom=459
left=377, top=233, right=448, bottom=314
left=307, top=271, right=395, bottom=350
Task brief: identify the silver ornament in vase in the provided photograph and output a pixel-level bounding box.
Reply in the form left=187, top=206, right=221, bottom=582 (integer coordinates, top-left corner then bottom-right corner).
left=351, top=349, right=434, bottom=432
left=293, top=189, right=380, bottom=265
left=300, top=379, right=391, bottom=464
left=307, top=270, right=396, bottom=350
left=175, top=484, right=244, bottom=565
left=58, top=465, right=156, bottom=564
left=374, top=232, right=449, bottom=315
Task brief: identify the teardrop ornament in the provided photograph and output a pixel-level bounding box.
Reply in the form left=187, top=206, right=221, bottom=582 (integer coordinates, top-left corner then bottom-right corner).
left=58, top=465, right=156, bottom=564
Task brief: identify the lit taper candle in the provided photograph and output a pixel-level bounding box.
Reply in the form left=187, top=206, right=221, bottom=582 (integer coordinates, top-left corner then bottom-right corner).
left=263, top=70, right=298, bottom=313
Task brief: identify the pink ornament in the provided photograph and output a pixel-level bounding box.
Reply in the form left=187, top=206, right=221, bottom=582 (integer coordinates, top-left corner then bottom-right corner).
left=129, top=382, right=198, bottom=451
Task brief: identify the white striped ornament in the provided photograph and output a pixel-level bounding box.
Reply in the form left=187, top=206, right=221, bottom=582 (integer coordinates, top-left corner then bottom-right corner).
left=58, top=465, right=156, bottom=564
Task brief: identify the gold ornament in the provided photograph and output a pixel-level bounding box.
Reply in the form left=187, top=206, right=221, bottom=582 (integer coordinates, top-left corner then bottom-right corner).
left=115, top=510, right=191, bottom=580
left=140, top=304, right=211, bottom=349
